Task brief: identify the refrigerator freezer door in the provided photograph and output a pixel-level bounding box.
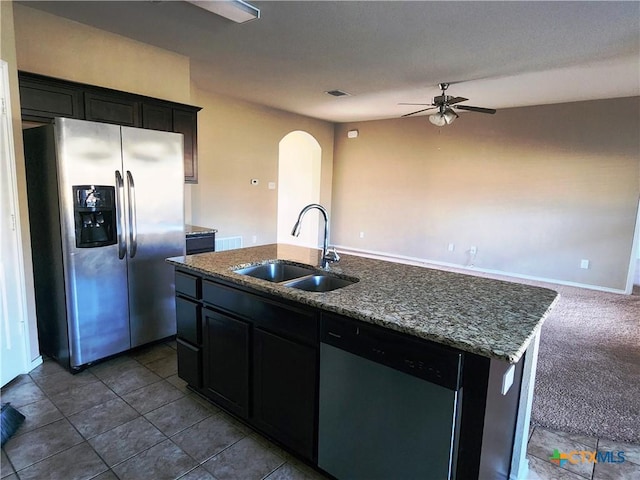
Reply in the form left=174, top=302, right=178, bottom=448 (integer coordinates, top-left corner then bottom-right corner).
left=121, top=126, right=185, bottom=347
left=55, top=118, right=131, bottom=367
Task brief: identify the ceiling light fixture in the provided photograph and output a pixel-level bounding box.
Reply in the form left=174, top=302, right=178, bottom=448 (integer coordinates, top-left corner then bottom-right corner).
left=186, top=0, right=260, bottom=23
left=428, top=107, right=458, bottom=127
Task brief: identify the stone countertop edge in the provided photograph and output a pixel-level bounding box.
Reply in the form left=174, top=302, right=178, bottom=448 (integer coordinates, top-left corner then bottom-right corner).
left=185, top=224, right=218, bottom=237
left=167, top=244, right=560, bottom=364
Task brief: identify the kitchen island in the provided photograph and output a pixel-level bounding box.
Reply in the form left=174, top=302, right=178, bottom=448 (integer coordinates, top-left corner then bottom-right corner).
left=167, top=244, right=558, bottom=480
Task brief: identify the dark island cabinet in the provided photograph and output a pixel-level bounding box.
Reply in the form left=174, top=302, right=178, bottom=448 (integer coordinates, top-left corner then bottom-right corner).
left=175, top=271, right=202, bottom=388
left=173, top=269, right=319, bottom=462
left=202, top=308, right=250, bottom=418
left=253, top=327, right=317, bottom=460
left=18, top=71, right=200, bottom=183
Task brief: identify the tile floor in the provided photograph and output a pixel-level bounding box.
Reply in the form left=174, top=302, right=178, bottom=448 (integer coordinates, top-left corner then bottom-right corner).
left=1, top=341, right=638, bottom=480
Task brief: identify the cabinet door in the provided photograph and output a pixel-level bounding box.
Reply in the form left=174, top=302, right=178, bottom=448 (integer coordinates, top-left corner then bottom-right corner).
left=177, top=338, right=201, bottom=388
left=19, top=76, right=84, bottom=122
left=173, top=108, right=198, bottom=183
left=253, top=327, right=317, bottom=460
left=142, top=103, right=173, bottom=131
left=85, top=91, right=141, bottom=126
left=202, top=308, right=250, bottom=418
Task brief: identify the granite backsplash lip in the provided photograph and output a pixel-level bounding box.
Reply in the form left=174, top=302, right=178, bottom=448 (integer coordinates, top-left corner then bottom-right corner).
left=167, top=244, right=559, bottom=363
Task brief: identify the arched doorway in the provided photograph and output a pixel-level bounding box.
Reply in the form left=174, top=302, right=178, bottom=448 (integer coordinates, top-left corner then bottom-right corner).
left=277, top=131, right=322, bottom=247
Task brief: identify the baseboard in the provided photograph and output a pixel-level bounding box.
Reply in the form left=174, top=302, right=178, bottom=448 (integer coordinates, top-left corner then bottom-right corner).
left=29, top=355, right=43, bottom=372
left=334, top=245, right=628, bottom=295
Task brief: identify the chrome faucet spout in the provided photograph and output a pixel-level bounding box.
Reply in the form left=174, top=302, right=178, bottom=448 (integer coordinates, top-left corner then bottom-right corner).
left=291, top=203, right=339, bottom=268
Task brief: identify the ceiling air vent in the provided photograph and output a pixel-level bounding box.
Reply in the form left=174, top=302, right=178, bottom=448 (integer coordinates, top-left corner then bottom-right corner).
left=325, top=90, right=351, bottom=97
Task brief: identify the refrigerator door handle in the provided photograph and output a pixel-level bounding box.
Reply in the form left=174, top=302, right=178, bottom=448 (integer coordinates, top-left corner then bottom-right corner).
left=126, top=170, right=138, bottom=258
left=115, top=170, right=127, bottom=260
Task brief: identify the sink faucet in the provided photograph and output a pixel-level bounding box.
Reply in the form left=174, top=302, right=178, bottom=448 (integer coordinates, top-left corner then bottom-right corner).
left=291, top=203, right=340, bottom=269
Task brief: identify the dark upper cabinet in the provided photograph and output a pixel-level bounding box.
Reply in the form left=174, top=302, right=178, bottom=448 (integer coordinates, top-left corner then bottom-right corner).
left=142, top=103, right=173, bottom=132
left=173, top=108, right=198, bottom=183
left=19, top=76, right=84, bottom=122
left=84, top=91, right=141, bottom=127
left=18, top=72, right=200, bottom=183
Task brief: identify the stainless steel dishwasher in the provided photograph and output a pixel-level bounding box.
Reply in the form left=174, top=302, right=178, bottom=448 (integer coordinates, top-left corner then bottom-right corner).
left=318, top=315, right=463, bottom=480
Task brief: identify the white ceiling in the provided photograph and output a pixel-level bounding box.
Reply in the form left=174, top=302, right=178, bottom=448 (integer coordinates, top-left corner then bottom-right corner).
left=19, top=1, right=640, bottom=123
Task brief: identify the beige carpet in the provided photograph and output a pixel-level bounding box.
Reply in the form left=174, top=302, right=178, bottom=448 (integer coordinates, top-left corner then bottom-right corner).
left=416, top=261, right=639, bottom=443
left=531, top=284, right=640, bottom=444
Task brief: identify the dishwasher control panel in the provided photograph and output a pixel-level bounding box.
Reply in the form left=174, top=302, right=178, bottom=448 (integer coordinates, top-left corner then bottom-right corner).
left=321, top=314, right=462, bottom=391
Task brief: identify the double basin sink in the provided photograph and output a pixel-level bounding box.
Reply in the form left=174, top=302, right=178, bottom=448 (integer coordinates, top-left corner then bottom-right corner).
left=233, top=262, right=358, bottom=292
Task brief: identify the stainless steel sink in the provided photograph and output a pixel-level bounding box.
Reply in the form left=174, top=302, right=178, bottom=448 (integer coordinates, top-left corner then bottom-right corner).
left=234, top=262, right=317, bottom=282
left=284, top=274, right=358, bottom=292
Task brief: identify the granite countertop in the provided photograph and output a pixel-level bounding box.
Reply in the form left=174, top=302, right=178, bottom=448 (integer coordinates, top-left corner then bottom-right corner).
left=185, top=224, right=218, bottom=237
left=167, top=244, right=559, bottom=363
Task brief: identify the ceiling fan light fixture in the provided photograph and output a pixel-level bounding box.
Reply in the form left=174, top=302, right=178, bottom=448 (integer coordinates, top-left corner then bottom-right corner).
left=428, top=113, right=446, bottom=127
left=429, top=108, right=458, bottom=127
left=443, top=108, right=458, bottom=124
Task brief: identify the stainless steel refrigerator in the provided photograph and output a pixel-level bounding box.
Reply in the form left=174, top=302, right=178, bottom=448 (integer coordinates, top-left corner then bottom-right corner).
left=24, top=117, right=185, bottom=371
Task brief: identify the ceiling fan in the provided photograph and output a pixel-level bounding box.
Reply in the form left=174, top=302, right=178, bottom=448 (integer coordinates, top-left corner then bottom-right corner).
left=400, top=83, right=496, bottom=126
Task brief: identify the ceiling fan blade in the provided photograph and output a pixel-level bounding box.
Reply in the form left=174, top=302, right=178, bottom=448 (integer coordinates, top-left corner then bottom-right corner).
left=398, top=103, right=432, bottom=106
left=455, top=105, right=497, bottom=114
left=401, top=107, right=436, bottom=117
left=447, top=96, right=468, bottom=105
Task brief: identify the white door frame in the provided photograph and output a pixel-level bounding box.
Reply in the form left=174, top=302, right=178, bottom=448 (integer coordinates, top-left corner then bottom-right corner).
left=277, top=131, right=322, bottom=247
left=626, top=197, right=640, bottom=293
left=1, top=59, right=32, bottom=386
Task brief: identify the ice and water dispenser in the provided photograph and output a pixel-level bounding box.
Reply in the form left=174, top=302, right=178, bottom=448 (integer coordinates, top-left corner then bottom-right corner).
left=73, top=186, right=117, bottom=248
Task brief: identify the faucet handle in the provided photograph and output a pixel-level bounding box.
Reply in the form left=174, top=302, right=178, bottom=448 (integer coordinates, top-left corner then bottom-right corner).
left=324, top=247, right=340, bottom=263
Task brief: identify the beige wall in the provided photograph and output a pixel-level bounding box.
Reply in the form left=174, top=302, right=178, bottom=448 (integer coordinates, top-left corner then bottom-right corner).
left=13, top=4, right=191, bottom=104
left=1, top=0, right=40, bottom=361
left=332, top=97, right=640, bottom=291
left=189, top=85, right=334, bottom=245
left=10, top=2, right=638, bottom=294
left=12, top=3, right=335, bottom=250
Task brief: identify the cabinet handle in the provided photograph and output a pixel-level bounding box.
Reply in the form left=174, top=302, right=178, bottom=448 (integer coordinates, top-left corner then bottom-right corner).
left=327, top=331, right=342, bottom=339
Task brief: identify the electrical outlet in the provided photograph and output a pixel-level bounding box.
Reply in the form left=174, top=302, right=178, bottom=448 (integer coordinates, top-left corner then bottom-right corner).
left=448, top=243, right=455, bottom=252
left=470, top=246, right=477, bottom=255
left=580, top=259, right=589, bottom=269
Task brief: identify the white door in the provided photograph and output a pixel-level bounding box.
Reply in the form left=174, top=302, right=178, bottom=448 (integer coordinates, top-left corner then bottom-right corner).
left=277, top=131, right=322, bottom=247
left=0, top=60, right=30, bottom=386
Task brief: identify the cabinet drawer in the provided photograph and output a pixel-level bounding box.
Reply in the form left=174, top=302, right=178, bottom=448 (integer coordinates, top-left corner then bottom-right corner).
left=176, top=296, right=201, bottom=345
left=186, top=235, right=214, bottom=255
left=203, top=280, right=318, bottom=344
left=177, top=339, right=202, bottom=388
left=175, top=271, right=201, bottom=299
